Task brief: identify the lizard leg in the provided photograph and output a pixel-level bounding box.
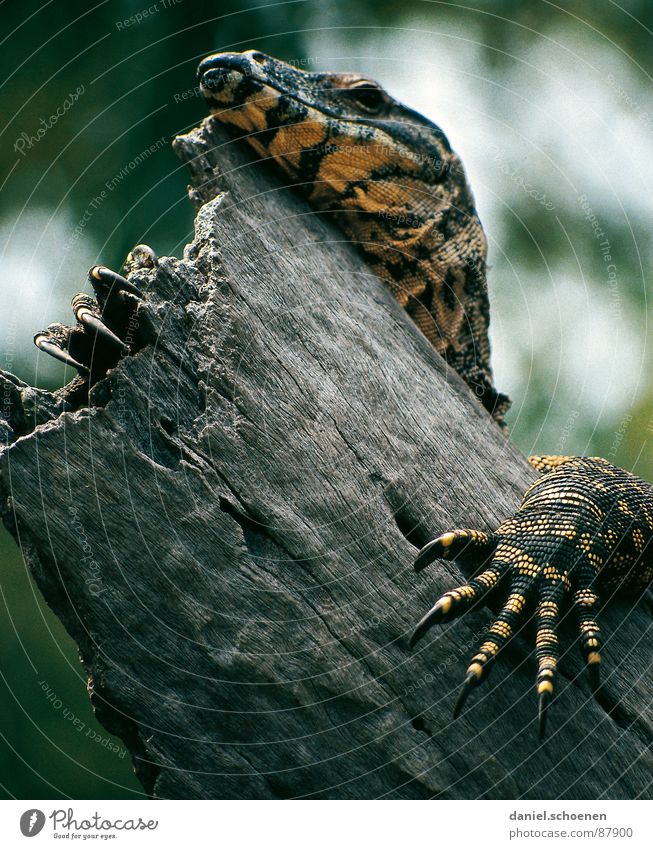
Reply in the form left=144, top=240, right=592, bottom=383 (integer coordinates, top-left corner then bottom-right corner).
left=414, top=528, right=497, bottom=572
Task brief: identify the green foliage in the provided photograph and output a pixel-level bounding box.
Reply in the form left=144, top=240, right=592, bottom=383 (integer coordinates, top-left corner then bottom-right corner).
left=0, top=528, right=142, bottom=798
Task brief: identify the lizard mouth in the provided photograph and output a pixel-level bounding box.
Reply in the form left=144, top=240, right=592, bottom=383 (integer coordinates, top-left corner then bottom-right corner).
left=197, top=50, right=391, bottom=127
left=196, top=51, right=434, bottom=214
left=197, top=51, right=317, bottom=150
left=198, top=51, right=336, bottom=121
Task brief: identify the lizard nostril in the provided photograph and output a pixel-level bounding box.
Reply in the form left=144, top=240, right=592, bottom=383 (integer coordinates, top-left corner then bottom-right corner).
left=249, top=51, right=266, bottom=65
left=197, top=56, right=217, bottom=81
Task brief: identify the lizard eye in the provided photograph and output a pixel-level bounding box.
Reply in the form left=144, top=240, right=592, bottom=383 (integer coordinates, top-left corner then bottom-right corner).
left=344, top=81, right=386, bottom=114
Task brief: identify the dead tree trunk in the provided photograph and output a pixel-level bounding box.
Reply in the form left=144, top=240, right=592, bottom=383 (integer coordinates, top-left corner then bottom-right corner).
left=0, top=120, right=651, bottom=800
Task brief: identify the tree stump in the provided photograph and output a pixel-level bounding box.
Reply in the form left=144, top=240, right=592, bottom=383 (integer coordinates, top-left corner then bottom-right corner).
left=0, top=119, right=651, bottom=799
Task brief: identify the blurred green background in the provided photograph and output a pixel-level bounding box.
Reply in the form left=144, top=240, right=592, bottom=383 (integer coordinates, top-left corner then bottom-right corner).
left=1, top=0, right=652, bottom=797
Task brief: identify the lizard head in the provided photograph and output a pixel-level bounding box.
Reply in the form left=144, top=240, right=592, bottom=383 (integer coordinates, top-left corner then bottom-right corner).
left=197, top=50, right=474, bottom=222
left=198, top=50, right=498, bottom=421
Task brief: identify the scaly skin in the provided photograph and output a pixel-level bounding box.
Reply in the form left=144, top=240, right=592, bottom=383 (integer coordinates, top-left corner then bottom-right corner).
left=411, top=456, right=653, bottom=737
left=197, top=49, right=510, bottom=426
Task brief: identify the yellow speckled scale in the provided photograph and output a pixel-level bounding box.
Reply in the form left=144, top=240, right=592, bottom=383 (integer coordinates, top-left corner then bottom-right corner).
left=412, top=456, right=653, bottom=738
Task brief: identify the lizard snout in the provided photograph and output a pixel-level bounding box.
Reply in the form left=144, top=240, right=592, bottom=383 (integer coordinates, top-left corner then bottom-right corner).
left=198, top=65, right=232, bottom=94
left=197, top=50, right=267, bottom=85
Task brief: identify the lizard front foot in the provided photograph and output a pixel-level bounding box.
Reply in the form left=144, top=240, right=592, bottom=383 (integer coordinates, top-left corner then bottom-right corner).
left=410, top=455, right=653, bottom=739
left=33, top=245, right=157, bottom=391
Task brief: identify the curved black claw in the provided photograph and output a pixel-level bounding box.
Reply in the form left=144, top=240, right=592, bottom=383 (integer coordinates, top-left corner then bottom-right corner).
left=72, top=294, right=128, bottom=352
left=587, top=659, right=601, bottom=693
left=414, top=536, right=450, bottom=572
left=89, top=264, right=143, bottom=298
left=538, top=691, right=551, bottom=740
left=409, top=598, right=452, bottom=647
left=414, top=529, right=497, bottom=572
left=453, top=671, right=479, bottom=719
left=34, top=329, right=89, bottom=376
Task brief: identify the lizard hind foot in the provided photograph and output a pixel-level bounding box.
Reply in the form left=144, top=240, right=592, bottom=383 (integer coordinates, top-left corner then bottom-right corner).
left=411, top=528, right=573, bottom=738
left=410, top=457, right=652, bottom=739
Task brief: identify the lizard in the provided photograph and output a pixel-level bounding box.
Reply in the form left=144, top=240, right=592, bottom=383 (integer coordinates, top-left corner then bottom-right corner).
left=197, top=50, right=510, bottom=428
left=33, top=50, right=653, bottom=738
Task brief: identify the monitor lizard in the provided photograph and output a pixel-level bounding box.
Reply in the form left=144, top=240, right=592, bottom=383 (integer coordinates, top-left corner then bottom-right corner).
left=33, top=50, right=653, bottom=738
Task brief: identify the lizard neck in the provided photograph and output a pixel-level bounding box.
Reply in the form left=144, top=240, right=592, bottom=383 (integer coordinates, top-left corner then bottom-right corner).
left=327, top=188, right=489, bottom=360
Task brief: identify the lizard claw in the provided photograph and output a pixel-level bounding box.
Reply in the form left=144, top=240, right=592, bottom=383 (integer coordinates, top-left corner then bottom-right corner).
left=453, top=670, right=480, bottom=719
left=414, top=529, right=497, bottom=572
left=537, top=690, right=551, bottom=740
left=34, top=329, right=90, bottom=376
left=409, top=598, right=453, bottom=647
left=72, top=294, right=128, bottom=352
left=89, top=264, right=143, bottom=298
left=414, top=536, right=450, bottom=572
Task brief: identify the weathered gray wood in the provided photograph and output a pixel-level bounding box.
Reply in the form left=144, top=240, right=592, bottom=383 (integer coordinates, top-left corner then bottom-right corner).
left=0, top=119, right=651, bottom=799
